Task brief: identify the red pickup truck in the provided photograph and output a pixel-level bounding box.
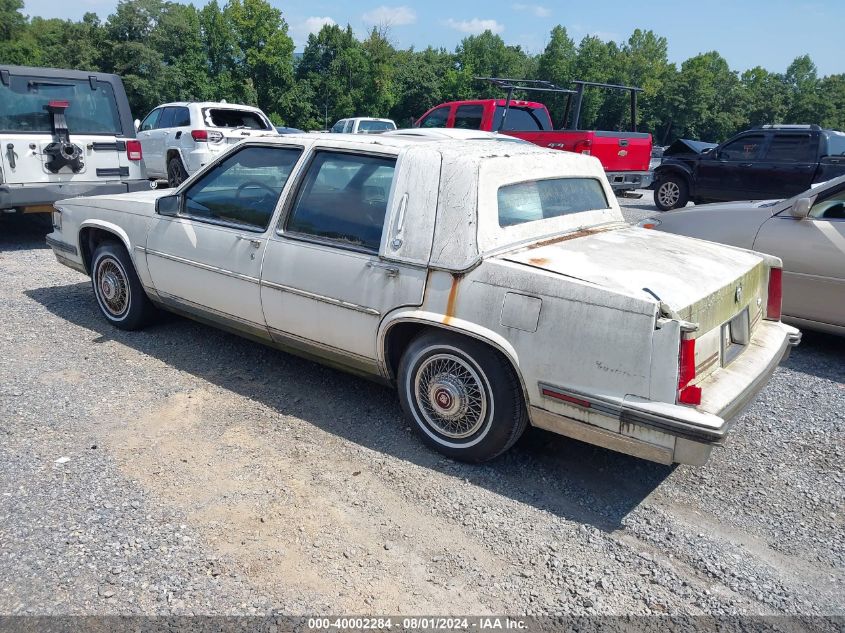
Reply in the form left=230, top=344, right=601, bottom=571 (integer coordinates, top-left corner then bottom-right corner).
left=415, top=78, right=653, bottom=193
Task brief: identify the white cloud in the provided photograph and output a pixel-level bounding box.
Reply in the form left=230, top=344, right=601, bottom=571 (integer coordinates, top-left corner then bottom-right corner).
left=303, top=16, right=337, bottom=34
left=512, top=3, right=551, bottom=18
left=444, top=18, right=505, bottom=35
left=362, top=5, right=417, bottom=26
left=290, top=16, right=337, bottom=47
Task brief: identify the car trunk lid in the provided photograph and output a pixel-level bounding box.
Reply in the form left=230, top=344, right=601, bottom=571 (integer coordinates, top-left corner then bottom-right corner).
left=502, top=226, right=769, bottom=380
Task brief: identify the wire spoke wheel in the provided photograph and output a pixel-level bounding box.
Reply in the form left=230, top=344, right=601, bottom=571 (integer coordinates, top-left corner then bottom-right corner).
left=413, top=353, right=489, bottom=439
left=95, top=257, right=130, bottom=318
left=658, top=181, right=680, bottom=208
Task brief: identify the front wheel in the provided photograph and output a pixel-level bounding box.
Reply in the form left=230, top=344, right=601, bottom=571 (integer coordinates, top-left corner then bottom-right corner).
left=91, top=241, right=155, bottom=330
left=653, top=175, right=689, bottom=211
left=397, top=331, right=528, bottom=462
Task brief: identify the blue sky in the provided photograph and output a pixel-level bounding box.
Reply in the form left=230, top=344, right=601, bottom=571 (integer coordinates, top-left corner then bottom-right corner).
left=21, top=0, right=845, bottom=76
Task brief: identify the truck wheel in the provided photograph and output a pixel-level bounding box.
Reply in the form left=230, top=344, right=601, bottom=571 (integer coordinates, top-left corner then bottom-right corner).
left=398, top=331, right=528, bottom=462
left=91, top=241, right=155, bottom=330
left=167, top=156, right=188, bottom=188
left=654, top=175, right=689, bottom=211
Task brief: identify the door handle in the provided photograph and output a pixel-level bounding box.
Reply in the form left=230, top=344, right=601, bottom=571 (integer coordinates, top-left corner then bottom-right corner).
left=739, top=163, right=753, bottom=168
left=367, top=261, right=399, bottom=277
left=236, top=235, right=261, bottom=248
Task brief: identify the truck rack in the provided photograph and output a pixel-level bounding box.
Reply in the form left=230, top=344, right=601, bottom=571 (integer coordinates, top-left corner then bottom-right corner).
left=475, top=76, right=644, bottom=132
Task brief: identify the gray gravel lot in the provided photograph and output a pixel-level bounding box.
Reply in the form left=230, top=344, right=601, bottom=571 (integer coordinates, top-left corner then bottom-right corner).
left=0, top=204, right=842, bottom=618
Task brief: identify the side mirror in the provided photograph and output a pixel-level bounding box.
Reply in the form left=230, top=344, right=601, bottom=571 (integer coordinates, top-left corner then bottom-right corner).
left=155, top=194, right=180, bottom=216
left=134, top=118, right=140, bottom=132
left=790, top=197, right=812, bottom=219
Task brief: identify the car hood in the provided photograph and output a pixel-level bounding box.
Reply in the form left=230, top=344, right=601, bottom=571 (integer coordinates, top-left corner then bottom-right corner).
left=57, top=189, right=168, bottom=215
left=502, top=225, right=770, bottom=332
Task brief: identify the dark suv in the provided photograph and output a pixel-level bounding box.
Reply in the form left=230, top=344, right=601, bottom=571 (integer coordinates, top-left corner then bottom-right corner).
left=652, top=125, right=845, bottom=210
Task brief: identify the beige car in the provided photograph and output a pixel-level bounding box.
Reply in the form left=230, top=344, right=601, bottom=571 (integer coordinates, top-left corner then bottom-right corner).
left=640, top=175, right=845, bottom=335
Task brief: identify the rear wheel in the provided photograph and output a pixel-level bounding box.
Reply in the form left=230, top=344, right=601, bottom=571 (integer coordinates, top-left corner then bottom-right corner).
left=654, top=175, right=689, bottom=211
left=167, top=155, right=188, bottom=188
left=91, top=241, right=155, bottom=330
left=398, top=331, right=528, bottom=462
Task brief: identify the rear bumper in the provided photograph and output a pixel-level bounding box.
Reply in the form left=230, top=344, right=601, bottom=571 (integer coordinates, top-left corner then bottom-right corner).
left=606, top=170, right=653, bottom=191
left=1, top=180, right=149, bottom=213
left=532, top=320, right=800, bottom=465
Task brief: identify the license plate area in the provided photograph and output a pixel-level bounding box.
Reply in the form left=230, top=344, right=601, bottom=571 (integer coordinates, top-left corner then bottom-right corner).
left=721, top=308, right=750, bottom=367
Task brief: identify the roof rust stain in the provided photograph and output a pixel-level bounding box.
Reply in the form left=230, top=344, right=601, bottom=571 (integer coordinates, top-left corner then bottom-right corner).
left=443, top=275, right=460, bottom=326
left=528, top=257, right=550, bottom=266
left=527, top=225, right=616, bottom=250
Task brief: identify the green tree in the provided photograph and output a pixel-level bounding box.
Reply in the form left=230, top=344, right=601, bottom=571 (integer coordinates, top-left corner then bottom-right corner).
left=390, top=46, right=455, bottom=125
left=535, top=25, right=576, bottom=126
left=739, top=66, right=789, bottom=128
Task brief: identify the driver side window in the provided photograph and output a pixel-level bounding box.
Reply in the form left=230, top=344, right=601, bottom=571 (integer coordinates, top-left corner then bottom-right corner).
left=809, top=187, right=845, bottom=220
left=139, top=109, right=161, bottom=132
left=182, top=145, right=303, bottom=230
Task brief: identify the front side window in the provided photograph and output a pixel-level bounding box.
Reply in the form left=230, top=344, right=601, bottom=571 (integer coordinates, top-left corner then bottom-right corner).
left=182, top=145, right=302, bottom=230
left=343, top=120, right=355, bottom=133
left=454, top=105, right=484, bottom=130
left=202, top=108, right=271, bottom=130
left=139, top=109, right=161, bottom=132
left=719, top=134, right=764, bottom=161
left=809, top=186, right=845, bottom=220
left=498, top=178, right=609, bottom=227
left=419, top=106, right=450, bottom=128
left=0, top=75, right=122, bottom=135
left=285, top=151, right=396, bottom=251
left=492, top=106, right=552, bottom=131
left=330, top=120, right=346, bottom=133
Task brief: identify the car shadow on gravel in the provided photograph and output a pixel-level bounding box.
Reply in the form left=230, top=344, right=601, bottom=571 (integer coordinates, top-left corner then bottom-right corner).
left=27, top=281, right=675, bottom=531
left=781, top=330, right=845, bottom=383
left=0, top=215, right=53, bottom=252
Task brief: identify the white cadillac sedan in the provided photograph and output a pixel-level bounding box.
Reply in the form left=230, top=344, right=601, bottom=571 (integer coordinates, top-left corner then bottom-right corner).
left=46, top=133, right=800, bottom=464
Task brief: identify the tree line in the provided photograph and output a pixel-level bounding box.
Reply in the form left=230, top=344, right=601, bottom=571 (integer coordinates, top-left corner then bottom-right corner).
left=2, top=0, right=844, bottom=144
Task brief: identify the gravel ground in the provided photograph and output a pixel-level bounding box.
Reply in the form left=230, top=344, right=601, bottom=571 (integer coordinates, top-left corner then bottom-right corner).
left=0, top=206, right=842, bottom=619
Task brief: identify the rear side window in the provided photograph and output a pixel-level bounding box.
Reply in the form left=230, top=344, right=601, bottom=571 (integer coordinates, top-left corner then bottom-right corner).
left=719, top=134, right=764, bottom=160
left=285, top=152, right=396, bottom=251
left=182, top=145, right=302, bottom=230
left=171, top=107, right=191, bottom=127
left=0, top=74, right=122, bottom=135
left=158, top=107, right=176, bottom=129
left=419, top=106, right=449, bottom=128
left=202, top=108, right=270, bottom=130
left=492, top=106, right=552, bottom=131
left=763, top=134, right=815, bottom=162
left=498, top=178, right=609, bottom=227
left=823, top=132, right=845, bottom=157
left=454, top=105, right=484, bottom=130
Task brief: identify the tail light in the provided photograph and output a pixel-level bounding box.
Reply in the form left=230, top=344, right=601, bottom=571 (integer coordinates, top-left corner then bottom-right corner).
left=191, top=129, right=208, bottom=141
left=573, top=139, right=592, bottom=155
left=677, top=336, right=702, bottom=405
left=765, top=267, right=783, bottom=321
left=125, top=140, right=142, bottom=161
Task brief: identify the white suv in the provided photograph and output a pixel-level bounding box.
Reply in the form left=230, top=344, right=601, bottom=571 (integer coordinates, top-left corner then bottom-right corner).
left=135, top=102, right=277, bottom=187
left=329, top=117, right=396, bottom=134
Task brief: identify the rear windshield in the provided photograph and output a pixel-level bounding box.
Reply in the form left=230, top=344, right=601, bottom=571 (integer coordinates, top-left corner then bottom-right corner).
left=498, top=178, right=609, bottom=227
left=357, top=120, right=395, bottom=133
left=492, top=106, right=552, bottom=132
left=202, top=108, right=271, bottom=130
left=0, top=75, right=122, bottom=135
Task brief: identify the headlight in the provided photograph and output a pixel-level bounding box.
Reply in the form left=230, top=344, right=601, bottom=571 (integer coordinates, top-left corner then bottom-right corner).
left=52, top=207, right=62, bottom=230
left=637, top=217, right=661, bottom=229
